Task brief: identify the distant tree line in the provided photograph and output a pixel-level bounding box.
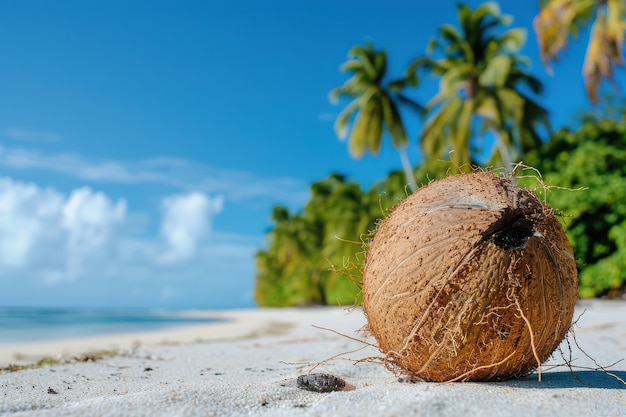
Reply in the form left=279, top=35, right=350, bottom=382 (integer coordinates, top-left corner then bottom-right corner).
left=255, top=163, right=450, bottom=306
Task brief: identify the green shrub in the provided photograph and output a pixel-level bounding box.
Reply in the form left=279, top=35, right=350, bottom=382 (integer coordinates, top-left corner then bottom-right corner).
left=521, top=113, right=626, bottom=297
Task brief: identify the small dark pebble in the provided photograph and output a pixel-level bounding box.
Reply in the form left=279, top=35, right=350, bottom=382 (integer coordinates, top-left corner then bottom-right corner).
left=144, top=367, right=153, bottom=372
left=296, top=373, right=346, bottom=393
left=398, top=375, right=423, bottom=383
left=47, top=387, right=58, bottom=395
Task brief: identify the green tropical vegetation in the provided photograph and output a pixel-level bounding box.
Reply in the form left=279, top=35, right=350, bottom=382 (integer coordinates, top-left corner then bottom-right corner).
left=255, top=1, right=626, bottom=306
left=521, top=101, right=626, bottom=298
left=255, top=162, right=450, bottom=307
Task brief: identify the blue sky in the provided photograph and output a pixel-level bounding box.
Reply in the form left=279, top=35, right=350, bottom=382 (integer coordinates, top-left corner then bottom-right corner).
left=0, top=1, right=615, bottom=309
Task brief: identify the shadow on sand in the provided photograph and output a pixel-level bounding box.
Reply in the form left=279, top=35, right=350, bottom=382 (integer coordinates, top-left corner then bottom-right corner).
left=509, top=370, right=626, bottom=389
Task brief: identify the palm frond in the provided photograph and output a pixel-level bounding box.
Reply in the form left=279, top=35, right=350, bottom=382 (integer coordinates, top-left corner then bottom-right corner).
left=499, top=28, right=527, bottom=53
left=396, top=93, right=424, bottom=114
left=479, top=54, right=512, bottom=87
left=334, top=98, right=360, bottom=139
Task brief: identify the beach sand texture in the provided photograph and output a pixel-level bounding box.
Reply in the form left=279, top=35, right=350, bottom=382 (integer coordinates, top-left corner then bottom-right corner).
left=1, top=300, right=625, bottom=417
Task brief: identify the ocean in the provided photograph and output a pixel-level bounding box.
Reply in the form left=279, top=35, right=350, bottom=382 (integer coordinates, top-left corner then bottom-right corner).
left=0, top=307, right=222, bottom=344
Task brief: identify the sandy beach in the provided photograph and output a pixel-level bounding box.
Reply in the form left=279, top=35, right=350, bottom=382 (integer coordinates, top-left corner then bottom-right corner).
left=1, top=300, right=625, bottom=416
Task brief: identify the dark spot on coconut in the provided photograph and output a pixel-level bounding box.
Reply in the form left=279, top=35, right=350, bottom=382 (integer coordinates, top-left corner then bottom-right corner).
left=296, top=373, right=346, bottom=393
left=433, top=328, right=445, bottom=344
left=484, top=208, right=535, bottom=251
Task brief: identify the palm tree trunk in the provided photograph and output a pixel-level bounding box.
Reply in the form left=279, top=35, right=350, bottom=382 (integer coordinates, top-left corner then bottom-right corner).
left=398, top=146, right=418, bottom=192
left=490, top=128, right=519, bottom=184
left=495, top=137, right=513, bottom=171
left=489, top=127, right=513, bottom=172
left=455, top=99, right=474, bottom=173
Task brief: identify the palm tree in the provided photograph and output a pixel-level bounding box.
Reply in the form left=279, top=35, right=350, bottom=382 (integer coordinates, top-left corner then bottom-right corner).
left=534, top=0, right=626, bottom=103
left=407, top=2, right=550, bottom=172
left=330, top=42, right=421, bottom=191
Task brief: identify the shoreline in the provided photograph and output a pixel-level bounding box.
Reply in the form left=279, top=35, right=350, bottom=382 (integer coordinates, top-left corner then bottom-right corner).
left=1, top=299, right=623, bottom=368
left=0, top=308, right=301, bottom=367
left=0, top=302, right=624, bottom=416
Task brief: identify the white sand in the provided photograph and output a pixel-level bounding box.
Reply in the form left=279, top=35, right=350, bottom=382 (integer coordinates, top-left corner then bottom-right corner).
left=0, top=300, right=625, bottom=417
left=0, top=309, right=296, bottom=367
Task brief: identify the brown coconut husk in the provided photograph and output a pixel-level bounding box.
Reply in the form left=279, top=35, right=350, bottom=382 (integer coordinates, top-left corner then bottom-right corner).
left=362, top=171, right=578, bottom=382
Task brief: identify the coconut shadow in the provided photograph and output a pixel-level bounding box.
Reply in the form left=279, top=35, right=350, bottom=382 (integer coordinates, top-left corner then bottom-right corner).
left=505, top=370, right=626, bottom=390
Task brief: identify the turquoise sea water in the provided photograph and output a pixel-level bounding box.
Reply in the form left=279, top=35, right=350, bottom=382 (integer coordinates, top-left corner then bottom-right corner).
left=0, top=307, right=222, bottom=344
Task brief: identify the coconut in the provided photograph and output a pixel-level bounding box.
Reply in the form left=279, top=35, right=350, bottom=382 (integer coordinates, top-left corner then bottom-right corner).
left=362, top=171, right=578, bottom=382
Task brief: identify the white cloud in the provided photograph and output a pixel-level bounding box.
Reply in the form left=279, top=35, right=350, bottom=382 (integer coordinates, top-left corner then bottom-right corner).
left=0, top=144, right=308, bottom=206
left=0, top=178, right=230, bottom=286
left=317, top=112, right=336, bottom=122
left=62, top=187, right=127, bottom=280
left=0, top=178, right=64, bottom=268
left=3, top=127, right=60, bottom=142
left=0, top=145, right=176, bottom=185
left=0, top=178, right=127, bottom=282
left=0, top=142, right=304, bottom=308
left=158, top=192, right=224, bottom=265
